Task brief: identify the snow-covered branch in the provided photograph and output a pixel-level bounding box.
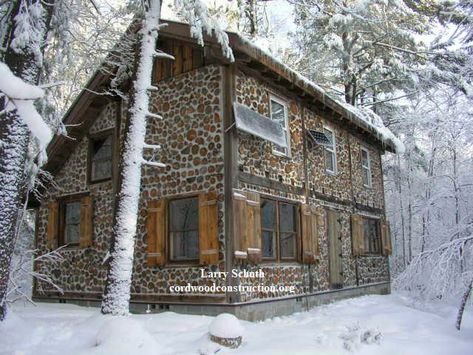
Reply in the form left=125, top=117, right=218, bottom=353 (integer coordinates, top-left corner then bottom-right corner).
left=0, top=62, right=52, bottom=152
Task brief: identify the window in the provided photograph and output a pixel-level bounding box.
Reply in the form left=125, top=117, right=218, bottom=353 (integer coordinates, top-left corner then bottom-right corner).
left=261, top=198, right=297, bottom=260
left=89, top=132, right=113, bottom=182
left=270, top=96, right=291, bottom=156
left=324, top=127, right=337, bottom=174
left=363, top=218, right=381, bottom=254
left=169, top=197, right=199, bottom=261
left=261, top=200, right=277, bottom=258
left=63, top=201, right=81, bottom=245
left=361, top=148, right=372, bottom=187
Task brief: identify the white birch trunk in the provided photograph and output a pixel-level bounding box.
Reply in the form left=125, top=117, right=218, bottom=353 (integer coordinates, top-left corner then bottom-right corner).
left=101, top=0, right=162, bottom=316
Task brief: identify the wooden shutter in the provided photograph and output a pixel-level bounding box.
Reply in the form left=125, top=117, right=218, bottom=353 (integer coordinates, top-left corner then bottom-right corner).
left=233, top=190, right=248, bottom=260
left=199, top=191, right=219, bottom=265
left=381, top=219, right=392, bottom=256
left=47, top=201, right=59, bottom=250
left=301, top=204, right=319, bottom=264
left=233, top=190, right=261, bottom=263
left=147, top=199, right=166, bottom=266
left=79, top=196, right=93, bottom=248
left=351, top=214, right=365, bottom=256
left=246, top=192, right=261, bottom=263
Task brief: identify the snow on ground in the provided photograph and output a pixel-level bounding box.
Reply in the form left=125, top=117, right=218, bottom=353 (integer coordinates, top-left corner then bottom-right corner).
left=1, top=294, right=472, bottom=355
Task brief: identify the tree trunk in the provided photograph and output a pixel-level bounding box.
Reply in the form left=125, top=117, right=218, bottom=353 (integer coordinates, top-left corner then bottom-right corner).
left=456, top=278, right=473, bottom=330
left=101, top=0, right=162, bottom=316
left=0, top=0, right=55, bottom=322
left=0, top=111, right=29, bottom=321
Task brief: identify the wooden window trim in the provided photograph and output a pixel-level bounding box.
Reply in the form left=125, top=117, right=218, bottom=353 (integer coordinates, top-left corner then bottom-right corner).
left=269, top=94, right=292, bottom=158
left=166, top=195, right=200, bottom=265
left=361, top=147, right=372, bottom=188
left=261, top=197, right=299, bottom=263
left=323, top=126, right=337, bottom=175
left=87, top=128, right=115, bottom=185
left=57, top=192, right=89, bottom=248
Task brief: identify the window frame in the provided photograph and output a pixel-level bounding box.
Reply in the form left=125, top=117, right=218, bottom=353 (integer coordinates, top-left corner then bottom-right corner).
left=260, top=196, right=299, bottom=262
left=167, top=195, right=200, bottom=264
left=88, top=128, right=115, bottom=184
left=323, top=126, right=337, bottom=174
left=58, top=193, right=88, bottom=248
left=362, top=217, right=382, bottom=255
left=361, top=147, right=372, bottom=188
left=269, top=94, right=291, bottom=158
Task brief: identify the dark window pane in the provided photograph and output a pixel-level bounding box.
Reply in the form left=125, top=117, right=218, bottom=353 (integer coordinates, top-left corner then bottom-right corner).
left=279, top=203, right=296, bottom=232
left=171, top=231, right=199, bottom=260
left=169, top=197, right=199, bottom=260
left=363, top=168, right=370, bottom=186
left=91, top=135, right=112, bottom=181
left=280, top=232, right=296, bottom=258
left=64, top=201, right=81, bottom=245
left=261, top=199, right=276, bottom=230
left=262, top=231, right=275, bottom=258
left=325, top=150, right=335, bottom=172
left=169, top=198, right=198, bottom=231
left=363, top=218, right=380, bottom=253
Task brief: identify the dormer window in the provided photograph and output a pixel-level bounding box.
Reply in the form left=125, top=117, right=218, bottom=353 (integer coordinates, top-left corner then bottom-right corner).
left=269, top=96, right=291, bottom=157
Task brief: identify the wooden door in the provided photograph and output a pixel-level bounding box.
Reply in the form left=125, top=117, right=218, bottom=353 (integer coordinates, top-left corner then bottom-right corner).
left=327, top=209, right=343, bottom=289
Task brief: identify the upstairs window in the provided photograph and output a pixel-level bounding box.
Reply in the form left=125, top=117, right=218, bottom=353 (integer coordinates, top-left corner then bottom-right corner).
left=361, top=148, right=372, bottom=187
left=261, top=198, right=297, bottom=261
left=270, top=96, right=291, bottom=157
left=89, top=131, right=113, bottom=183
left=324, top=127, right=337, bottom=174
left=363, top=218, right=381, bottom=254
left=169, top=197, right=199, bottom=261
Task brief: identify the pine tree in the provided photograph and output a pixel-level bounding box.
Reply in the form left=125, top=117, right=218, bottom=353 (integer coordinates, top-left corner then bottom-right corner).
left=292, top=0, right=429, bottom=105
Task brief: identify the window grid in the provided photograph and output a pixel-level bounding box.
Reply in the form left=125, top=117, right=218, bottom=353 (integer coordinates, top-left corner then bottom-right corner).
left=168, top=197, right=199, bottom=262
left=363, top=218, right=381, bottom=254
left=261, top=198, right=297, bottom=261
left=361, top=148, right=372, bottom=187
left=324, top=127, right=337, bottom=174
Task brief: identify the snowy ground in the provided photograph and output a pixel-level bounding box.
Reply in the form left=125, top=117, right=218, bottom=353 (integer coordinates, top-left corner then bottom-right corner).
left=1, top=294, right=472, bottom=355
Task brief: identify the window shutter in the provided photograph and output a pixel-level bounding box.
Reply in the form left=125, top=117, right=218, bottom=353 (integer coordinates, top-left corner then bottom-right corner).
left=146, top=199, right=166, bottom=266
left=47, top=201, right=59, bottom=250
left=233, top=190, right=248, bottom=260
left=245, top=191, right=261, bottom=263
left=351, top=214, right=364, bottom=256
left=79, top=196, right=93, bottom=248
left=301, top=204, right=318, bottom=264
left=199, top=191, right=219, bottom=265
left=381, top=219, right=392, bottom=256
